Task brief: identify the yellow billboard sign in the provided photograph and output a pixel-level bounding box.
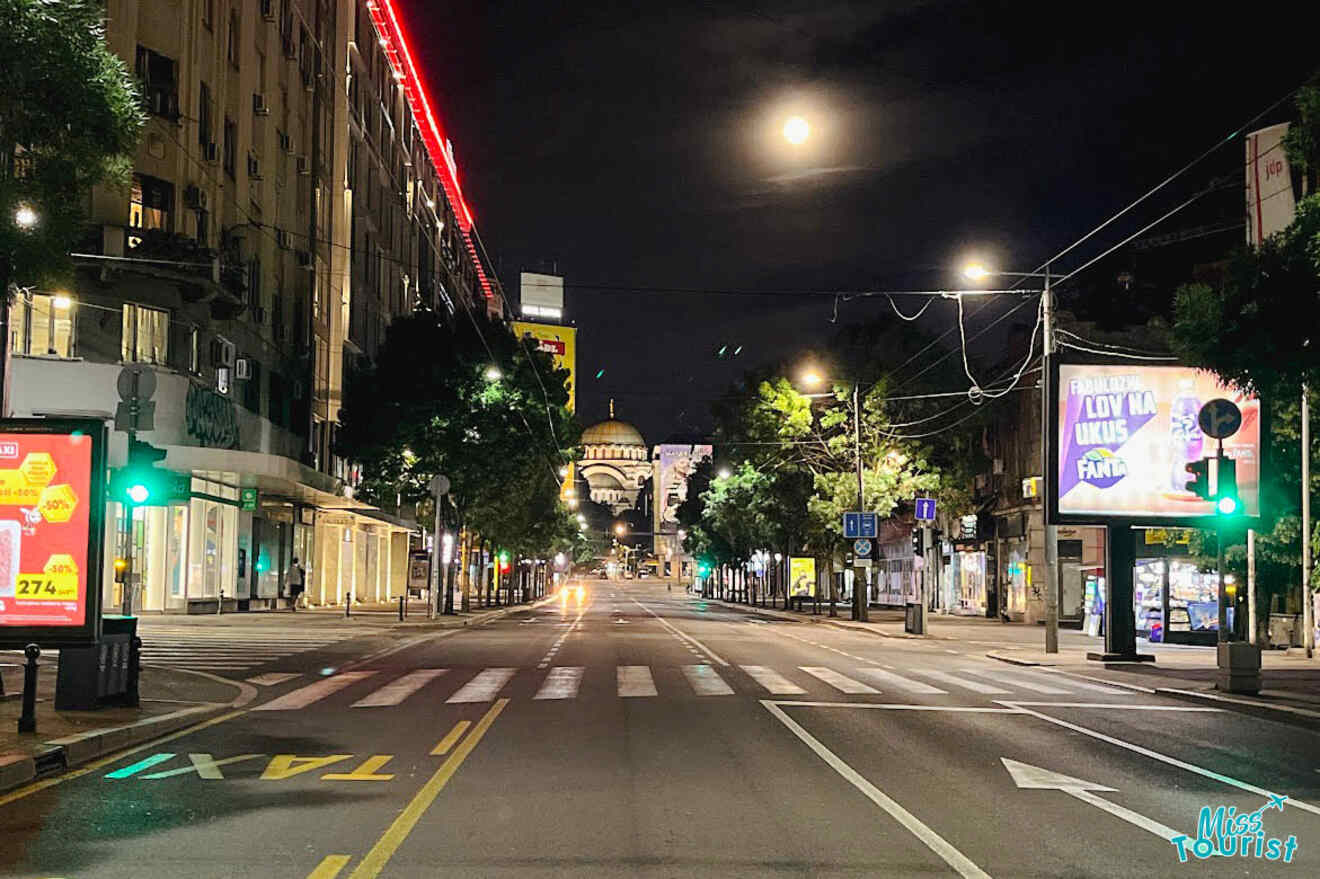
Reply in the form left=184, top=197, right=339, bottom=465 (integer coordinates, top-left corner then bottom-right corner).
left=789, top=557, right=817, bottom=597
left=512, top=321, right=576, bottom=412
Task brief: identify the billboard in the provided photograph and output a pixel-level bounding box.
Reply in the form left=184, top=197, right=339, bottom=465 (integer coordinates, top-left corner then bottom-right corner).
left=519, top=272, right=564, bottom=321
left=653, top=443, right=713, bottom=535
left=512, top=321, right=576, bottom=412
left=0, top=419, right=107, bottom=646
left=1245, top=122, right=1306, bottom=246
left=1048, top=360, right=1262, bottom=525
left=789, top=557, right=817, bottom=597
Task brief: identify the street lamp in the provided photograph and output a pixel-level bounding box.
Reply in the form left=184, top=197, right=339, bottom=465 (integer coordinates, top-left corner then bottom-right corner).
left=483, top=365, right=502, bottom=381
left=783, top=116, right=809, bottom=145
left=717, top=467, right=731, bottom=480
left=797, top=363, right=864, bottom=621
left=958, top=257, right=1060, bottom=653
left=52, top=293, right=73, bottom=310
left=614, top=523, right=626, bottom=536
left=13, top=204, right=38, bottom=230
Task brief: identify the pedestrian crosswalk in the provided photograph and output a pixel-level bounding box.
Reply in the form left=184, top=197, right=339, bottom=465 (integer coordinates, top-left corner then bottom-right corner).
left=135, top=625, right=353, bottom=677
left=245, top=662, right=1140, bottom=711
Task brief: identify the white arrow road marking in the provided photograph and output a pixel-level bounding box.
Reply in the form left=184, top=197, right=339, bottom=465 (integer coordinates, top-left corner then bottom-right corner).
left=1002, top=758, right=1183, bottom=841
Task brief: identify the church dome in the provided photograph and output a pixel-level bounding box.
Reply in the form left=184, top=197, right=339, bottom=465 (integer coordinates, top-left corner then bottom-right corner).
left=581, top=419, right=645, bottom=447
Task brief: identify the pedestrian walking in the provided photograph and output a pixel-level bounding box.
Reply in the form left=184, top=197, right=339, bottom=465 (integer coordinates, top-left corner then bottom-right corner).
left=288, top=557, right=305, bottom=611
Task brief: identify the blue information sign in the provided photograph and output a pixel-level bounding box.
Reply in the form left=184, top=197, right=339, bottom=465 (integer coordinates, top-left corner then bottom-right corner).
left=915, top=497, right=937, bottom=522
left=844, top=512, right=878, bottom=539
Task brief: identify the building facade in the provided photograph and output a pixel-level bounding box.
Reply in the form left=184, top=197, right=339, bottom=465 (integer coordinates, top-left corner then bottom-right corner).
left=579, top=407, right=649, bottom=516
left=5, top=0, right=499, bottom=613
left=651, top=440, right=711, bottom=578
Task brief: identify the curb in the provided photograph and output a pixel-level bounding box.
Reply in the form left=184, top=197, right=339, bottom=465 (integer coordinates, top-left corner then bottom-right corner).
left=986, top=651, right=1053, bottom=667
left=0, top=701, right=229, bottom=795
left=1153, top=686, right=1320, bottom=730
left=390, top=597, right=556, bottom=630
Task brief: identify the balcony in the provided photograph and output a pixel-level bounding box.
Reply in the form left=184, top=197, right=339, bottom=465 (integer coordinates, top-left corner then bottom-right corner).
left=74, top=228, right=247, bottom=318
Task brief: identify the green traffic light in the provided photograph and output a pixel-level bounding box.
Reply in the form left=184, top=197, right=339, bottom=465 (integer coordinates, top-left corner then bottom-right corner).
left=127, top=484, right=150, bottom=504
left=1217, top=496, right=1239, bottom=515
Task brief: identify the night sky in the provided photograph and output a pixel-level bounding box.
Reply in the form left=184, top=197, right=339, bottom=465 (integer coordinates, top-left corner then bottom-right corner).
left=404, top=1, right=1317, bottom=443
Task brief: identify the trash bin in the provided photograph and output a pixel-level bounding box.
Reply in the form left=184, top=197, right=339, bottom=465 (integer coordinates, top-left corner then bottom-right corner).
left=905, top=602, right=926, bottom=635
left=54, top=616, right=139, bottom=710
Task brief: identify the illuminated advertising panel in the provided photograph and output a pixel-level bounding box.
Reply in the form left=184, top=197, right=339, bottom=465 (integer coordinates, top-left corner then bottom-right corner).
left=0, top=419, right=106, bottom=646
left=1048, top=360, right=1263, bottom=525
left=654, top=444, right=713, bottom=535
left=789, top=557, right=817, bottom=597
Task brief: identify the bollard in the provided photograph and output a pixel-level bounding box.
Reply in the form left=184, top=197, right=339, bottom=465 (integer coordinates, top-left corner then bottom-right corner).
left=398, top=594, right=406, bottom=621
left=18, top=644, right=40, bottom=734
left=345, top=592, right=352, bottom=618
left=126, top=636, right=142, bottom=708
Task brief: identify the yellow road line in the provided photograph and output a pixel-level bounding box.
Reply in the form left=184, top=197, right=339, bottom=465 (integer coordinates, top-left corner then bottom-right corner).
left=306, top=854, right=351, bottom=879
left=0, top=709, right=247, bottom=808
left=429, top=720, right=471, bottom=756
left=347, top=699, right=509, bottom=879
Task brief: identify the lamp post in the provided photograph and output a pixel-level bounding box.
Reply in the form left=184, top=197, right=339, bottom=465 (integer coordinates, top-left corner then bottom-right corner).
left=801, top=368, right=864, bottom=621
left=3, top=205, right=41, bottom=417
left=962, top=261, right=1058, bottom=652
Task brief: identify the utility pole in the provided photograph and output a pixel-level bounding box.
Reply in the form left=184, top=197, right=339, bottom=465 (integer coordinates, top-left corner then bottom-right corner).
left=1041, top=263, right=1059, bottom=654
left=853, top=380, right=868, bottom=622
left=1303, top=385, right=1313, bottom=658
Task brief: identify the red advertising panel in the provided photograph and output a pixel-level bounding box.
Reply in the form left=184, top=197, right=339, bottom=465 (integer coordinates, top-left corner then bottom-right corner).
left=0, top=420, right=105, bottom=646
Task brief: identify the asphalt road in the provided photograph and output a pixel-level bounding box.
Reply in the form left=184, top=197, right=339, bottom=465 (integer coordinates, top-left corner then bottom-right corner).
left=2, top=581, right=1317, bottom=878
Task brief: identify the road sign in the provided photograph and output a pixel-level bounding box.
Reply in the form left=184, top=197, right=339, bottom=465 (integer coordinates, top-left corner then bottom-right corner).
left=240, top=487, right=258, bottom=511
left=113, top=399, right=155, bottom=432
left=1198, top=398, right=1242, bottom=439
left=853, top=538, right=873, bottom=558
left=914, top=497, right=937, bottom=522
left=844, top=512, right=877, bottom=539
left=116, top=364, right=157, bottom=402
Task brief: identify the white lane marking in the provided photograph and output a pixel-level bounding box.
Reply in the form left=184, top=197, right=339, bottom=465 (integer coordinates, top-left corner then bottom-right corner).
left=682, top=664, right=734, bottom=695
left=853, top=667, right=946, bottom=695
left=350, top=669, right=448, bottom=707
left=915, top=669, right=1010, bottom=695
left=1001, top=701, right=1320, bottom=818
left=961, top=668, right=1070, bottom=694
left=535, top=666, right=584, bottom=700
left=740, top=665, right=806, bottom=695
left=799, top=666, right=878, bottom=695
left=617, top=665, right=658, bottom=697
left=446, top=668, right=517, bottom=703
left=252, top=671, right=376, bottom=710
left=245, top=672, right=302, bottom=686
left=762, top=701, right=991, bottom=879
left=632, top=599, right=728, bottom=666
left=769, top=701, right=1021, bottom=712
left=1001, top=758, right=1184, bottom=841
left=1006, top=702, right=1224, bottom=710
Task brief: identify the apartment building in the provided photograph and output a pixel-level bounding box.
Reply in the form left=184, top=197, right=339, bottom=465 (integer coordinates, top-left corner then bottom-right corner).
left=5, top=0, right=498, bottom=613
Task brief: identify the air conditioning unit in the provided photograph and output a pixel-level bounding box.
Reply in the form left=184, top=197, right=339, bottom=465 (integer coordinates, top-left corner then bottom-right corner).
left=247, top=155, right=262, bottom=180
left=235, top=357, right=253, bottom=380
left=252, top=93, right=271, bottom=116
left=202, top=142, right=219, bottom=163
left=211, top=337, right=235, bottom=368
left=295, top=249, right=313, bottom=269
left=295, top=155, right=311, bottom=176
left=282, top=35, right=297, bottom=59
left=184, top=184, right=208, bottom=210
left=260, top=0, right=276, bottom=22
left=251, top=306, right=267, bottom=325
left=273, top=228, right=290, bottom=249
left=278, top=131, right=292, bottom=153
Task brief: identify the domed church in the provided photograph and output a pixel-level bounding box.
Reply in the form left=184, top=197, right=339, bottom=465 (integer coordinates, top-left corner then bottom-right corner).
left=580, top=400, right=650, bottom=514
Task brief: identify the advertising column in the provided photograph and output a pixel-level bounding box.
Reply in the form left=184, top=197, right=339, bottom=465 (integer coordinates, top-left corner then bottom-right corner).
left=0, top=420, right=106, bottom=647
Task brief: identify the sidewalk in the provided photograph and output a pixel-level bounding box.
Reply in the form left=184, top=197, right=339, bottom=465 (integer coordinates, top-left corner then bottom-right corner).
left=128, top=596, right=546, bottom=630
left=0, top=662, right=243, bottom=795
left=722, top=597, right=1320, bottom=725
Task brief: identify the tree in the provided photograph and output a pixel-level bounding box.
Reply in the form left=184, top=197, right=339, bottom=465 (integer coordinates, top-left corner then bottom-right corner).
left=1, top=0, right=144, bottom=287
left=337, top=310, right=580, bottom=605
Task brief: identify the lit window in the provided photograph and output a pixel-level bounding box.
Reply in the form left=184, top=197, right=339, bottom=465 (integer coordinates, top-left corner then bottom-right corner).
left=122, top=303, right=170, bottom=365
left=8, top=293, right=74, bottom=358
left=128, top=174, right=174, bottom=248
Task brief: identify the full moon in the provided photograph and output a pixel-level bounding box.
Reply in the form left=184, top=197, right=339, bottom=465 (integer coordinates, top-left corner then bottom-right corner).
left=783, top=116, right=809, bottom=145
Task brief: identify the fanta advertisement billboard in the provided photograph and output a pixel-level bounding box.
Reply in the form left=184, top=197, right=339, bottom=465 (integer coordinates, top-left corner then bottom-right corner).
left=1054, top=364, right=1261, bottom=522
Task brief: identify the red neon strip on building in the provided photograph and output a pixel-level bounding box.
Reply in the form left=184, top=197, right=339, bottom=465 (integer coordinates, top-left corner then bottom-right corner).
left=369, top=1, right=494, bottom=299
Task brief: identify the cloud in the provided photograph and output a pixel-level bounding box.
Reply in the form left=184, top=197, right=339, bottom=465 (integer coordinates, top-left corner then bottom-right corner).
left=764, top=164, right=872, bottom=184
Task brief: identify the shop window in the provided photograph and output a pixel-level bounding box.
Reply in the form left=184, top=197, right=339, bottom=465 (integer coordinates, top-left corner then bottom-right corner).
left=8, top=293, right=74, bottom=357
left=128, top=174, right=174, bottom=248
left=122, top=303, right=170, bottom=365
left=135, top=45, right=178, bottom=119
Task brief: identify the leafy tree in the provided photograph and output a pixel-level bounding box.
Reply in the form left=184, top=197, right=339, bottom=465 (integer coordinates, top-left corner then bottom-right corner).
left=337, top=310, right=580, bottom=604
left=0, top=0, right=144, bottom=292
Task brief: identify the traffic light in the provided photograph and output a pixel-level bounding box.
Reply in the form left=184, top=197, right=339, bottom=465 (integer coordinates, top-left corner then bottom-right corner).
left=109, top=439, right=173, bottom=506
left=1214, top=457, right=1240, bottom=516
left=911, top=530, right=923, bottom=556
left=1183, top=458, right=1211, bottom=500
left=113, top=557, right=129, bottom=583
